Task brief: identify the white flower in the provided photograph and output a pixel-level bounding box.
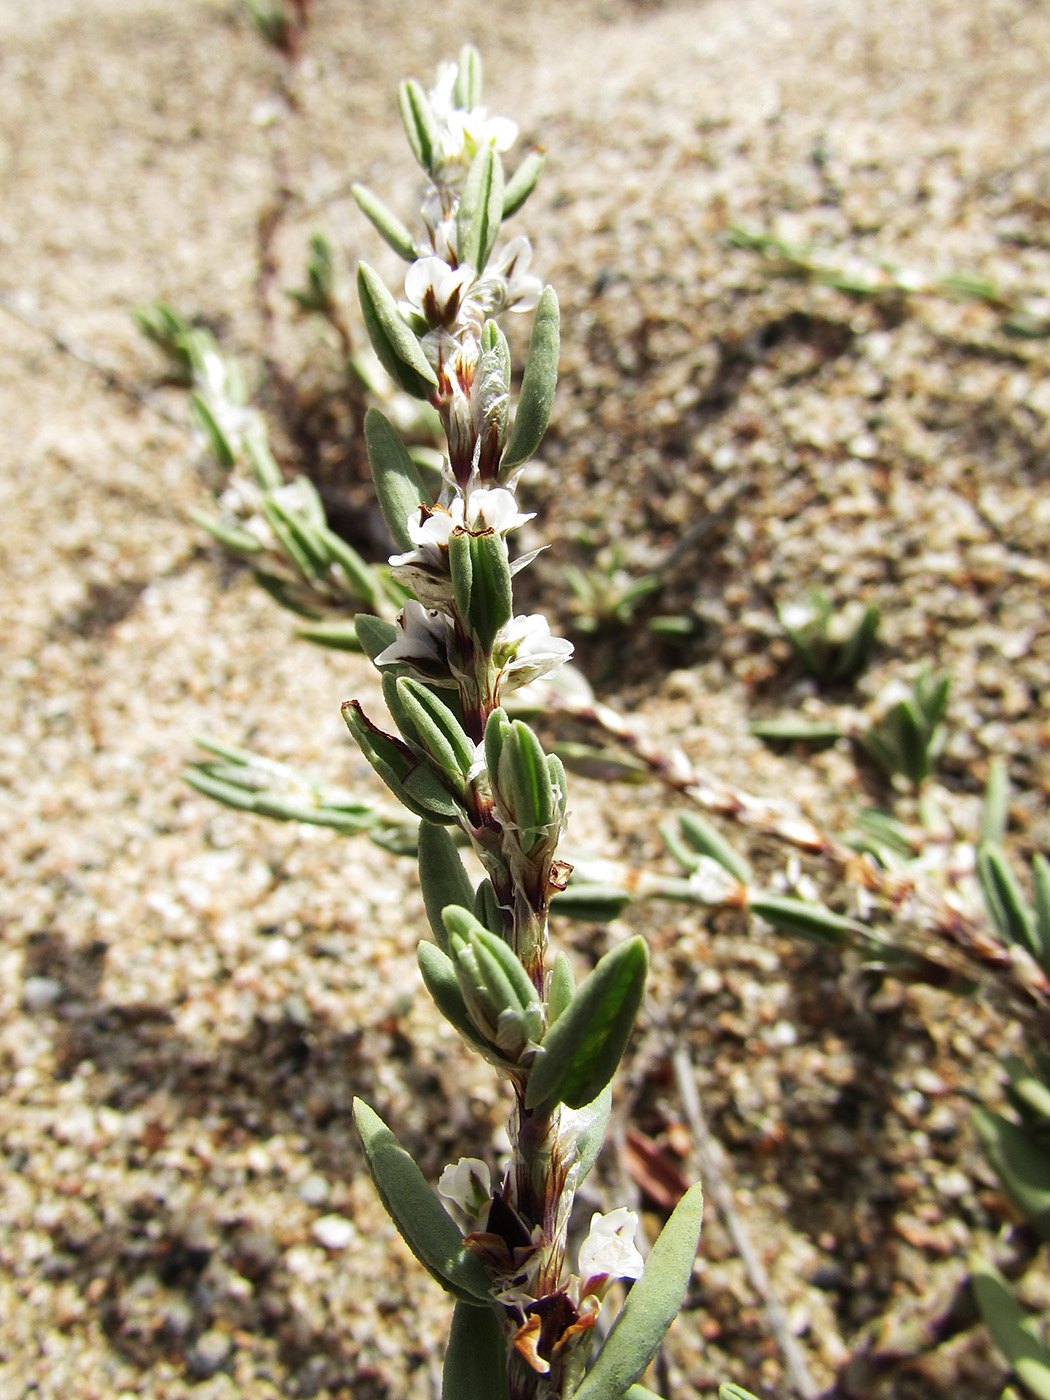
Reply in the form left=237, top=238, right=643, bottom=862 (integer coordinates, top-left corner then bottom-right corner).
left=427, top=61, right=518, bottom=176
left=464, top=236, right=542, bottom=318
left=388, top=491, right=535, bottom=603
left=374, top=599, right=453, bottom=674
left=437, top=1157, right=492, bottom=1226
left=578, top=1208, right=644, bottom=1291
left=402, top=256, right=474, bottom=329
left=493, top=614, right=574, bottom=692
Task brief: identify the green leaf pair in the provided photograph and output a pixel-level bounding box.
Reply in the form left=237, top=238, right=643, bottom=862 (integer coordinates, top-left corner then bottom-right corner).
left=485, top=712, right=566, bottom=857
left=342, top=700, right=461, bottom=823
left=443, top=905, right=543, bottom=1060
left=449, top=528, right=513, bottom=652
left=863, top=669, right=949, bottom=788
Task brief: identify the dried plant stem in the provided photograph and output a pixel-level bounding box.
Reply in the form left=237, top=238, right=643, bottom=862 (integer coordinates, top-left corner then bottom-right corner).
left=558, top=693, right=1050, bottom=1027
left=671, top=1045, right=820, bottom=1400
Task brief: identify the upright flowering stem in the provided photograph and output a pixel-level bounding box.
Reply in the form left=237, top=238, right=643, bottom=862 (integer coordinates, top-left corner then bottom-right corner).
left=348, top=48, right=703, bottom=1400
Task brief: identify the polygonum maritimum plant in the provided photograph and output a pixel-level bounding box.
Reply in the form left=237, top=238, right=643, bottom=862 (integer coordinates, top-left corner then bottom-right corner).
left=343, top=45, right=712, bottom=1400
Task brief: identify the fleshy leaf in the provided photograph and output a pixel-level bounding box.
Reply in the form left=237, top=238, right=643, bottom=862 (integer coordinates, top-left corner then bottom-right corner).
left=457, top=143, right=504, bottom=274
left=417, top=942, right=492, bottom=1055
left=525, top=937, right=648, bottom=1112
left=573, top=1182, right=704, bottom=1400
left=502, top=149, right=547, bottom=218
left=364, top=408, right=430, bottom=552
left=748, top=894, right=869, bottom=946
left=676, top=812, right=752, bottom=883
left=547, top=951, right=576, bottom=1025
left=443, top=1299, right=509, bottom=1400
left=971, top=1259, right=1050, bottom=1400
left=398, top=78, right=438, bottom=174
left=352, top=1099, right=491, bottom=1304
left=576, top=1082, right=613, bottom=1186
left=973, top=1105, right=1050, bottom=1241
left=978, top=844, right=1039, bottom=958
left=357, top=264, right=438, bottom=400
left=418, top=822, right=475, bottom=952
left=352, top=183, right=418, bottom=262
left=355, top=613, right=398, bottom=661
left=550, top=885, right=634, bottom=922
left=500, top=285, right=559, bottom=478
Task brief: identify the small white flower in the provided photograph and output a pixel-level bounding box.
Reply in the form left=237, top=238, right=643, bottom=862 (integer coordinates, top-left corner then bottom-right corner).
left=389, top=491, right=535, bottom=603
left=427, top=61, right=518, bottom=175
left=464, top=236, right=542, bottom=318
left=374, top=599, right=453, bottom=673
left=402, top=256, right=474, bottom=329
left=578, top=1208, right=644, bottom=1290
left=437, top=1157, right=492, bottom=1225
left=493, top=614, right=574, bottom=692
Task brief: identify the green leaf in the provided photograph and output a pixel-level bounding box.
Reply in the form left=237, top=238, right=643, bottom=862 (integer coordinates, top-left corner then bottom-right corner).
left=457, top=143, right=504, bottom=273
left=352, top=1100, right=490, bottom=1304
left=351, top=183, right=418, bottom=262
left=342, top=700, right=461, bottom=823
left=497, top=721, right=555, bottom=855
left=833, top=601, right=880, bottom=681
left=318, top=526, right=382, bottom=609
left=188, top=508, right=264, bottom=556
left=749, top=894, right=869, bottom=946
left=289, top=620, right=365, bottom=651
left=397, top=678, right=475, bottom=779
left=417, top=942, right=492, bottom=1055
left=972, top=1259, right=1050, bottom=1400
left=625, top=1388, right=664, bottom=1400
left=473, top=879, right=507, bottom=937
left=356, top=613, right=398, bottom=661
left=502, top=149, right=547, bottom=219
left=526, top=936, right=648, bottom=1112
left=190, top=392, right=236, bottom=467
left=547, top=951, right=576, bottom=1025
left=357, top=264, right=438, bottom=400
left=364, top=407, right=430, bottom=551
left=576, top=1082, right=612, bottom=1186
left=750, top=718, right=843, bottom=745
left=573, top=1182, right=704, bottom=1400
left=444, top=907, right=538, bottom=1018
left=500, top=285, right=559, bottom=478
left=418, top=822, right=475, bottom=952
left=676, top=813, right=752, bottom=884
left=398, top=78, right=438, bottom=174
left=449, top=529, right=513, bottom=652
left=973, top=1105, right=1050, bottom=1241
left=1034, top=855, right=1050, bottom=967
left=444, top=1300, right=508, bottom=1400
left=719, top=1387, right=763, bottom=1400
left=452, top=44, right=483, bottom=110
left=978, top=844, right=1039, bottom=958
left=550, top=884, right=634, bottom=922
left=1005, top=1056, right=1050, bottom=1126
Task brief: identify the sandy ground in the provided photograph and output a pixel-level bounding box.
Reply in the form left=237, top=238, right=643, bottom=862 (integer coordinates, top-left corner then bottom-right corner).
left=2, top=1, right=1049, bottom=1397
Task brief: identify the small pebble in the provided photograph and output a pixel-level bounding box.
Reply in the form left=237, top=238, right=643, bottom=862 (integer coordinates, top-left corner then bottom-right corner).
left=311, top=1215, right=356, bottom=1250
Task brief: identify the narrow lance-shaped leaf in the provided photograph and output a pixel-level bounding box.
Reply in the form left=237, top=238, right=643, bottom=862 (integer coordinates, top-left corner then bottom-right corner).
left=973, top=1104, right=1050, bottom=1241
left=978, top=844, right=1039, bottom=958
left=190, top=393, right=236, bottom=468
left=355, top=613, right=398, bottom=660
left=417, top=942, right=492, bottom=1056
left=749, top=894, right=870, bottom=946
left=500, top=285, right=560, bottom=478
left=418, top=822, right=474, bottom=952
left=357, top=264, right=438, bottom=400
left=452, top=44, right=483, bottom=110
left=550, top=884, right=634, bottom=922
left=458, top=143, right=504, bottom=274
left=397, top=677, right=475, bottom=779
left=573, top=1182, right=704, bottom=1400
left=502, top=148, right=547, bottom=219
left=1034, top=854, right=1050, bottom=966
left=971, top=1258, right=1050, bottom=1400
left=188, top=508, right=264, bottom=557
left=364, top=407, right=430, bottom=552
left=352, top=1099, right=490, bottom=1304
left=352, top=183, right=418, bottom=262
left=443, top=1300, right=509, bottom=1400
left=342, top=700, right=461, bottom=823
left=398, top=78, right=438, bottom=174
left=575, top=1082, right=613, bottom=1187
left=547, top=951, right=575, bottom=1025
left=526, top=936, right=649, bottom=1112
left=677, top=812, right=752, bottom=883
